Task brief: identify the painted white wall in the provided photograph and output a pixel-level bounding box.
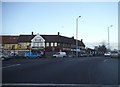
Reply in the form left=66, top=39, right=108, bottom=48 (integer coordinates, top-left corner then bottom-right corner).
left=31, top=33, right=45, bottom=48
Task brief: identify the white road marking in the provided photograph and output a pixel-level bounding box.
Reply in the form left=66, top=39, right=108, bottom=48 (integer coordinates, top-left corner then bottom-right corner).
left=104, top=59, right=108, bottom=62
left=2, top=83, right=100, bottom=86
left=2, top=64, right=21, bottom=69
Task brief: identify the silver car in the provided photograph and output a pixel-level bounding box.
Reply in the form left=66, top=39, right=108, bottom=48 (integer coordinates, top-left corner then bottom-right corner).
left=0, top=52, right=10, bottom=60
left=110, top=51, right=118, bottom=58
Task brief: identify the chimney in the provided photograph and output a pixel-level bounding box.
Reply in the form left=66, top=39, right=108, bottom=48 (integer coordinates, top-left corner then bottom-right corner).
left=81, top=39, right=83, bottom=42
left=58, top=32, right=60, bottom=35
left=72, top=36, right=74, bottom=39
left=31, top=32, right=34, bottom=35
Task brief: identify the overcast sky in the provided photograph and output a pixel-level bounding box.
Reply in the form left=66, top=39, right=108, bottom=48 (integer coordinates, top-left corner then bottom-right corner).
left=2, top=1, right=118, bottom=49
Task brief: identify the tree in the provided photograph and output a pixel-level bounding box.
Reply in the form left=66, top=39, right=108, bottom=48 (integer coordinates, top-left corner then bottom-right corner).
left=98, top=45, right=107, bottom=54
left=94, top=44, right=107, bottom=56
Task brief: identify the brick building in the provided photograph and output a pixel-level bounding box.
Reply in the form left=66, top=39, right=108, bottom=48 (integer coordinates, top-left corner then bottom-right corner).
left=0, top=32, right=85, bottom=57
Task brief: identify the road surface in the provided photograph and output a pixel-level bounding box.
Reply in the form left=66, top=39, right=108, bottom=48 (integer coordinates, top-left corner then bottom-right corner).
left=2, top=57, right=119, bottom=86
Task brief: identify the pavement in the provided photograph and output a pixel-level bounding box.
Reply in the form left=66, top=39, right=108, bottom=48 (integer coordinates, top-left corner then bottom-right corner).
left=1, top=57, right=119, bottom=86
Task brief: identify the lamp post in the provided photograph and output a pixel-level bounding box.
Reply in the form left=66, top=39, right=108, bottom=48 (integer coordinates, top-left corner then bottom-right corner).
left=107, top=25, right=113, bottom=51
left=76, top=16, right=81, bottom=57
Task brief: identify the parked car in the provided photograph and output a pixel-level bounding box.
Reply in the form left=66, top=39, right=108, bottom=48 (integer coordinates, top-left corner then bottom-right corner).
left=80, top=53, right=87, bottom=57
left=25, top=52, right=42, bottom=58
left=53, top=52, right=67, bottom=58
left=0, top=52, right=10, bottom=61
left=104, top=52, right=111, bottom=57
left=87, top=53, right=93, bottom=57
left=9, top=52, right=17, bottom=58
left=68, top=54, right=75, bottom=57
left=110, top=51, right=119, bottom=58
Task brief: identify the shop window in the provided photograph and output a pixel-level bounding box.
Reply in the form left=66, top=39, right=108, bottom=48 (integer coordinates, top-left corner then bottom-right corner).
left=54, top=42, right=57, bottom=47
left=46, top=43, right=49, bottom=47
left=51, top=42, right=53, bottom=47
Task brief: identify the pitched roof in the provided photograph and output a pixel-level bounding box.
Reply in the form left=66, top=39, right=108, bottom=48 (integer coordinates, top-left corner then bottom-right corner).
left=0, top=36, right=19, bottom=44
left=18, top=35, right=35, bottom=42
left=17, top=35, right=59, bottom=42
left=42, top=35, right=85, bottom=47
left=41, top=35, right=59, bottom=42
left=0, top=34, right=85, bottom=47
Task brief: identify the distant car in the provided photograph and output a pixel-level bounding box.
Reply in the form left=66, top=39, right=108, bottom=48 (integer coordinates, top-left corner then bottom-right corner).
left=80, top=53, right=87, bottom=57
left=110, top=51, right=118, bottom=58
left=87, top=54, right=93, bottom=57
left=68, top=54, right=75, bottom=57
left=25, top=52, right=42, bottom=58
left=53, top=52, right=67, bottom=58
left=9, top=53, right=17, bottom=58
left=0, top=52, right=10, bottom=61
left=104, top=52, right=111, bottom=57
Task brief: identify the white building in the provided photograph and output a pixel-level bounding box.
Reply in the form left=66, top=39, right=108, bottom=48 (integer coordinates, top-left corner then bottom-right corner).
left=31, top=33, right=45, bottom=50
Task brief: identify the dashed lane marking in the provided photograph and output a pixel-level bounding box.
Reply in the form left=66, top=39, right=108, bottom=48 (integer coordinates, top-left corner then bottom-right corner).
left=104, top=59, right=109, bottom=62
left=1, top=64, right=21, bottom=69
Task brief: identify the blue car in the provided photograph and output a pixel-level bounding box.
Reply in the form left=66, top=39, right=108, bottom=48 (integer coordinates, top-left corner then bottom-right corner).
left=25, top=52, right=41, bottom=58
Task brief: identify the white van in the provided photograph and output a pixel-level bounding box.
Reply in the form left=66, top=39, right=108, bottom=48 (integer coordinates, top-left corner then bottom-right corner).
left=53, top=52, right=67, bottom=58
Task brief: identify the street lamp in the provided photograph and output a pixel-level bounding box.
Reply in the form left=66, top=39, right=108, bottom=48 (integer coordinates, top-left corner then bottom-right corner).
left=76, top=16, right=81, bottom=57
left=107, top=25, right=113, bottom=51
